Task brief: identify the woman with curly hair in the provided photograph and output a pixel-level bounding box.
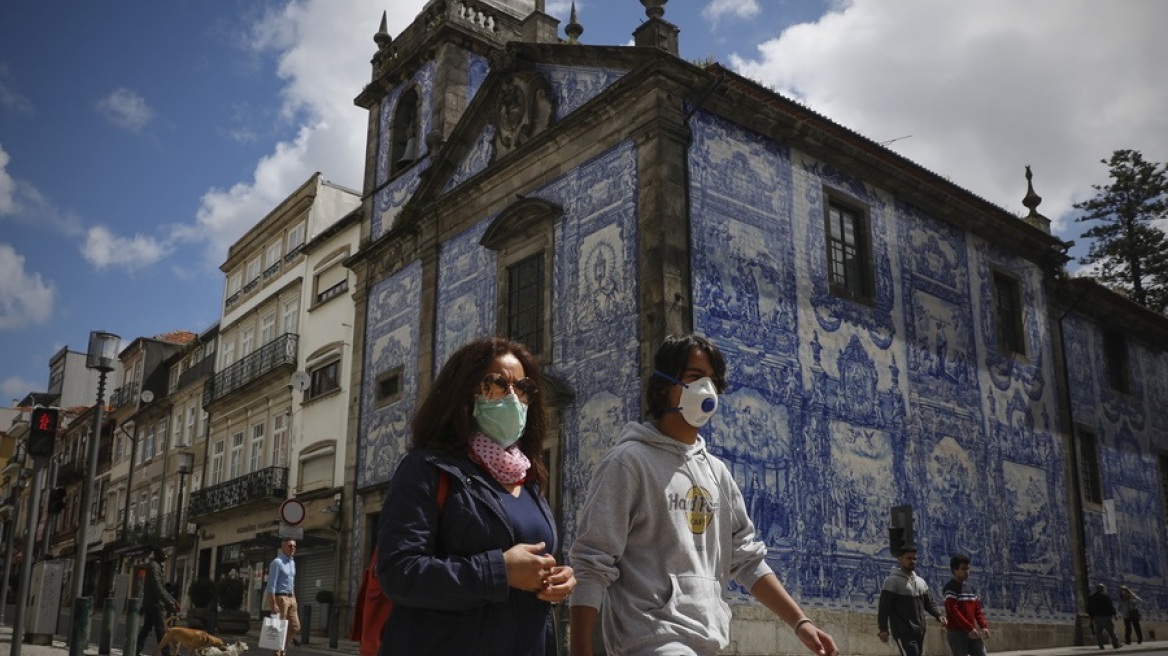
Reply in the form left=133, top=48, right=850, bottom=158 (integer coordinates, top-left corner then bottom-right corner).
left=376, top=337, right=575, bottom=655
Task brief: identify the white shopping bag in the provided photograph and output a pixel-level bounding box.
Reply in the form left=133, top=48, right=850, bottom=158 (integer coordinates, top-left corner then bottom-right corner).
left=259, top=615, right=290, bottom=651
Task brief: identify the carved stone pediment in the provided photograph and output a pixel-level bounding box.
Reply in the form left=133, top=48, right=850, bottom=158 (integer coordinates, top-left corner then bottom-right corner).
left=492, top=71, right=554, bottom=161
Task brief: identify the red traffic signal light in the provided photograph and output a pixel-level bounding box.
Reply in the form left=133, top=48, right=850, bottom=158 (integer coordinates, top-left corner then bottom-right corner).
left=27, top=406, right=59, bottom=458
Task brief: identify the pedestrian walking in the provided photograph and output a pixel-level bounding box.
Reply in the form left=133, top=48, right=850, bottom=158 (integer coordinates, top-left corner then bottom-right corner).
left=137, top=547, right=179, bottom=656
left=267, top=538, right=301, bottom=656
left=1087, top=583, right=1122, bottom=650
left=1117, top=585, right=1143, bottom=645
left=569, top=334, right=838, bottom=656
left=942, top=555, right=989, bottom=656
left=376, top=337, right=575, bottom=655
left=877, top=545, right=947, bottom=656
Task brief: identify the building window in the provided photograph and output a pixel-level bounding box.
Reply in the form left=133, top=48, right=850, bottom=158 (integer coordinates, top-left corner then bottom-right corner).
left=390, top=88, right=420, bottom=176
left=992, top=271, right=1026, bottom=356
left=376, top=367, right=404, bottom=408
left=244, top=258, right=261, bottom=291
left=172, top=408, right=183, bottom=447
left=314, top=265, right=349, bottom=305
left=261, top=312, right=277, bottom=345
left=282, top=298, right=300, bottom=335
left=186, top=406, right=197, bottom=445
left=1079, top=428, right=1103, bottom=505
left=308, top=360, right=341, bottom=399
left=1102, top=330, right=1129, bottom=393
left=286, top=223, right=306, bottom=261
left=249, top=422, right=265, bottom=473
left=482, top=198, right=560, bottom=359
left=264, top=241, right=282, bottom=277
left=824, top=196, right=873, bottom=303
left=298, top=448, right=335, bottom=492
left=210, top=440, right=225, bottom=485
left=272, top=414, right=289, bottom=468
left=229, top=431, right=244, bottom=480
left=507, top=254, right=545, bottom=355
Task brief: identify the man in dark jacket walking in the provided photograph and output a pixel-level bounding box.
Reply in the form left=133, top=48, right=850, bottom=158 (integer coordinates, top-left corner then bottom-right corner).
left=137, top=547, right=179, bottom=656
left=1087, top=584, right=1122, bottom=650
left=878, top=545, right=946, bottom=656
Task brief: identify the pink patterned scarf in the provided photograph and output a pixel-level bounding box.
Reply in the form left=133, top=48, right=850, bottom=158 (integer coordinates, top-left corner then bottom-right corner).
left=468, top=432, right=531, bottom=485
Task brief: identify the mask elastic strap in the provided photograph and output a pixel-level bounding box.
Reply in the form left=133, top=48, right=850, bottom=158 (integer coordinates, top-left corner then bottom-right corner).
left=652, top=369, right=688, bottom=388
left=653, top=370, right=686, bottom=414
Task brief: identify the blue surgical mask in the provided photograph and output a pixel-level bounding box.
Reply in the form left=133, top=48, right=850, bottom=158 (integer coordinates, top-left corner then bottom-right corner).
left=473, top=393, right=528, bottom=447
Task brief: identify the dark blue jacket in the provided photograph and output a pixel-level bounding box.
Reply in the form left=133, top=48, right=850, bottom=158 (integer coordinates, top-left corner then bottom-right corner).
left=376, top=449, right=558, bottom=656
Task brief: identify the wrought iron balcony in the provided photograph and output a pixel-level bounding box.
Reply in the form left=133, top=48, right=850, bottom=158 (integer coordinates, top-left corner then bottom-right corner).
left=57, top=460, right=83, bottom=484
left=109, top=385, right=135, bottom=409
left=202, top=333, right=298, bottom=407
left=178, top=353, right=216, bottom=389
left=188, top=466, right=288, bottom=519
left=119, top=515, right=165, bottom=543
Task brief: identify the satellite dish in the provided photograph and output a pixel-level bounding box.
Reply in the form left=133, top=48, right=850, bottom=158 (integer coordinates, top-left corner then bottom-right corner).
left=139, top=390, right=154, bottom=404
left=290, top=371, right=310, bottom=392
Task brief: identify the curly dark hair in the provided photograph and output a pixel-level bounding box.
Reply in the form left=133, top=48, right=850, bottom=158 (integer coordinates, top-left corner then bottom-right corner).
left=409, top=337, right=549, bottom=491
left=645, top=333, right=727, bottom=419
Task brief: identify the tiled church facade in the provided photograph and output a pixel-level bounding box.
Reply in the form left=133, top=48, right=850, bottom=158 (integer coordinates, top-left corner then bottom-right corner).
left=340, top=2, right=1167, bottom=653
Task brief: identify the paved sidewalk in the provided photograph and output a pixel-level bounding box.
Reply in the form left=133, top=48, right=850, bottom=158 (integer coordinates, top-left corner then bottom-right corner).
left=4, top=622, right=1163, bottom=656
left=0, top=623, right=360, bottom=656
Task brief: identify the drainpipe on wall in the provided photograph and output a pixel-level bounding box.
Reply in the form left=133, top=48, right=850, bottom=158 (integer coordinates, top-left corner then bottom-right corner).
left=1053, top=288, right=1090, bottom=645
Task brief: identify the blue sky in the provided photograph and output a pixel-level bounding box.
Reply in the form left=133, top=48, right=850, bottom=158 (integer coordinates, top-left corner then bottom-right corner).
left=1, top=0, right=1165, bottom=402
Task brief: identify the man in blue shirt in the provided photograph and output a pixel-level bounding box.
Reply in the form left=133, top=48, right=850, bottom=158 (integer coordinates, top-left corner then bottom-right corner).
left=266, top=538, right=299, bottom=656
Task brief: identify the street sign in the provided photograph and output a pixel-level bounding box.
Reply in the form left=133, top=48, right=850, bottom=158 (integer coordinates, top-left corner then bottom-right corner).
left=279, top=498, right=306, bottom=526
left=278, top=524, right=304, bottom=541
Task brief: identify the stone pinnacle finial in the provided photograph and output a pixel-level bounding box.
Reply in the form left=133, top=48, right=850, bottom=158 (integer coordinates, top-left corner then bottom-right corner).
left=641, top=0, right=667, bottom=20
left=565, top=1, right=583, bottom=43
left=1022, top=165, right=1042, bottom=213
left=374, top=11, right=392, bottom=50
left=1021, top=165, right=1051, bottom=234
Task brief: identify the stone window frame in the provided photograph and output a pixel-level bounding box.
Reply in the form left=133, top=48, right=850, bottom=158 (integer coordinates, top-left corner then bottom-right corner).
left=1076, top=425, right=1103, bottom=507
left=389, top=85, right=422, bottom=179
left=481, top=198, right=562, bottom=361
left=991, top=268, right=1028, bottom=358
left=822, top=189, right=875, bottom=305
left=1102, top=328, right=1129, bottom=394
left=375, top=365, right=405, bottom=409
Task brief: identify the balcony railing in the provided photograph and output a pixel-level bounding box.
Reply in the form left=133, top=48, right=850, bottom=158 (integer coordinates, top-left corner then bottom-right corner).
left=178, top=353, right=216, bottom=389
left=188, top=466, right=288, bottom=518
left=202, top=333, right=298, bottom=407
left=57, top=460, right=83, bottom=484
left=109, top=385, right=135, bottom=409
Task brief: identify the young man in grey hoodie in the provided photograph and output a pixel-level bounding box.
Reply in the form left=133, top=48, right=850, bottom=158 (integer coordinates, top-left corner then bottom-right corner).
left=877, top=545, right=946, bottom=656
left=569, top=334, right=838, bottom=656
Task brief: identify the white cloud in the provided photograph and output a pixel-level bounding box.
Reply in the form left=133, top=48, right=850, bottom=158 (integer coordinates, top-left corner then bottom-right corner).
left=703, top=0, right=760, bottom=22
left=728, top=0, right=1168, bottom=237
left=95, top=88, right=156, bottom=133
left=1, top=375, right=40, bottom=401
left=0, top=144, right=15, bottom=215
left=0, top=243, right=55, bottom=329
left=174, top=0, right=428, bottom=265
left=82, top=225, right=171, bottom=270
left=0, top=80, right=34, bottom=116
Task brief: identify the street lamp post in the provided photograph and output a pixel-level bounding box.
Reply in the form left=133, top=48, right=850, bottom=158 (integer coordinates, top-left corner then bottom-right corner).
left=169, top=452, right=194, bottom=585
left=69, top=330, right=120, bottom=656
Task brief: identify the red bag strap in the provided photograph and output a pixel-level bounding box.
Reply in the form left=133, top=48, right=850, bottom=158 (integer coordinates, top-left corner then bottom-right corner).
left=436, top=468, right=449, bottom=512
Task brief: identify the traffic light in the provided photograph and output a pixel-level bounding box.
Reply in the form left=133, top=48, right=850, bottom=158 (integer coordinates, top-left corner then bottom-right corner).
left=48, top=487, right=66, bottom=513
left=28, top=406, right=60, bottom=458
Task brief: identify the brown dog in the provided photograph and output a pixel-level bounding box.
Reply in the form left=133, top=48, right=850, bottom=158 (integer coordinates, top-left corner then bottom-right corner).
left=156, top=627, right=227, bottom=656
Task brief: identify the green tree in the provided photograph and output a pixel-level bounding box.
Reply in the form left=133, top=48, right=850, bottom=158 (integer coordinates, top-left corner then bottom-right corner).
left=1074, top=149, right=1168, bottom=313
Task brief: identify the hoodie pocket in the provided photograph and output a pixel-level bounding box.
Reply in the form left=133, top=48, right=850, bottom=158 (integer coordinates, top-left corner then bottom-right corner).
left=653, top=574, right=731, bottom=646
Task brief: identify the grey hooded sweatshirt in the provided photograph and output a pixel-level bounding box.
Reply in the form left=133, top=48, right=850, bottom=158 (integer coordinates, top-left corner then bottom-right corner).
left=570, top=421, right=773, bottom=655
